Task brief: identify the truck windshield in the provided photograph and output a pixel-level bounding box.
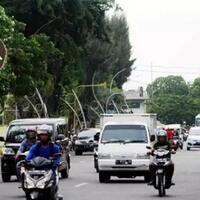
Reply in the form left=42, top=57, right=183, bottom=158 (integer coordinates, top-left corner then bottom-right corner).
left=101, top=125, right=148, bottom=143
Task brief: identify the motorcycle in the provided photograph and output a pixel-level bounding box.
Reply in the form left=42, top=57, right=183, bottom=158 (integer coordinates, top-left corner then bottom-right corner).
left=19, top=156, right=62, bottom=200
left=148, top=148, right=175, bottom=197
left=172, top=135, right=183, bottom=151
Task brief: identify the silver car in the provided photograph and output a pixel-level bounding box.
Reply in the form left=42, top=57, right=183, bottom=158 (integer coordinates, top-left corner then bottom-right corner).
left=187, top=127, right=200, bottom=150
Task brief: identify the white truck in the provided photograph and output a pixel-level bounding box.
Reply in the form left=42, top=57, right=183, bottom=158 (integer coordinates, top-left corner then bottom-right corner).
left=97, top=113, right=157, bottom=183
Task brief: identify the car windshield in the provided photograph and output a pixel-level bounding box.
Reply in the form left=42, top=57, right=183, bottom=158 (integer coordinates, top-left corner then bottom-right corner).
left=6, top=124, right=53, bottom=143
left=101, top=125, right=148, bottom=143
left=78, top=129, right=99, bottom=139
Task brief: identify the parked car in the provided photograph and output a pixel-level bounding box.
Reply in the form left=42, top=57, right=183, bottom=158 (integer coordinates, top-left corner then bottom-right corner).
left=0, top=118, right=70, bottom=182
left=74, top=128, right=100, bottom=155
left=187, top=127, right=200, bottom=150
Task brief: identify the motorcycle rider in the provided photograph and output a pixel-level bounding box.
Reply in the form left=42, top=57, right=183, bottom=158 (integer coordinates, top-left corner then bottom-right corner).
left=16, top=128, right=37, bottom=160
left=26, top=124, right=60, bottom=168
left=25, top=124, right=62, bottom=198
left=148, top=129, right=175, bottom=188
left=15, top=128, right=37, bottom=180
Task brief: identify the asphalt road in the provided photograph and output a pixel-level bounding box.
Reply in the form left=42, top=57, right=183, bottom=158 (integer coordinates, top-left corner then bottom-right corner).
left=1, top=145, right=200, bottom=200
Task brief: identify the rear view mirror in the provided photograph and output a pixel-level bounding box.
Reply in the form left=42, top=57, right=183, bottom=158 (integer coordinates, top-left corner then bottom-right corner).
left=150, top=135, right=155, bottom=142
left=0, top=136, right=4, bottom=142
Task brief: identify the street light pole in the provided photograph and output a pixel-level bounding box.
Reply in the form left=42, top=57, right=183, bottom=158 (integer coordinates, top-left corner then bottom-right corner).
left=72, top=82, right=107, bottom=129
left=92, top=72, right=106, bottom=114
left=106, top=92, right=122, bottom=113
left=109, top=68, right=126, bottom=94
left=60, top=97, right=83, bottom=130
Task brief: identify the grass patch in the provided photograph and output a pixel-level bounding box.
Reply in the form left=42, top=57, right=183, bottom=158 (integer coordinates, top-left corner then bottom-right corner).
left=0, top=126, right=7, bottom=155
left=0, top=126, right=7, bottom=137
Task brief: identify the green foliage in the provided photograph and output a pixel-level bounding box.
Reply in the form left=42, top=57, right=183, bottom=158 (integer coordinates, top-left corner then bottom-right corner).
left=0, top=1, right=135, bottom=126
left=147, top=75, right=189, bottom=97
left=190, top=77, right=200, bottom=97
left=147, top=75, right=200, bottom=125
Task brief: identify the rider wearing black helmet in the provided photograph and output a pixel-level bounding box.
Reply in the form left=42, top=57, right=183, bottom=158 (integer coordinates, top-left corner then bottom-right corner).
left=15, top=128, right=37, bottom=180
left=148, top=129, right=175, bottom=188
left=16, top=128, right=37, bottom=159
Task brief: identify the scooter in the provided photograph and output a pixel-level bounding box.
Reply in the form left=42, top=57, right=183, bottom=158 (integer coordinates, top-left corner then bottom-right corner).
left=148, top=148, right=175, bottom=197
left=19, top=157, right=62, bottom=200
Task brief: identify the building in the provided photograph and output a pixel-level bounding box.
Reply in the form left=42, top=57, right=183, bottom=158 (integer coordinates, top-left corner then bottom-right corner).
left=123, top=87, right=148, bottom=113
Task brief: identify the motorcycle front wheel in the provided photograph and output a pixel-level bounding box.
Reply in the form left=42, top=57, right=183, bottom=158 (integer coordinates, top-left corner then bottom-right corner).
left=158, top=174, right=166, bottom=197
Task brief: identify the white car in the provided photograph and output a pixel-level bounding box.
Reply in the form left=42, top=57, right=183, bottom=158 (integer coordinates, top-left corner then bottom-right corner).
left=187, top=127, right=200, bottom=150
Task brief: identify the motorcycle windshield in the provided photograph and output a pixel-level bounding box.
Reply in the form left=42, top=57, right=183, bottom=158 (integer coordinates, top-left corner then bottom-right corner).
left=28, top=157, right=52, bottom=169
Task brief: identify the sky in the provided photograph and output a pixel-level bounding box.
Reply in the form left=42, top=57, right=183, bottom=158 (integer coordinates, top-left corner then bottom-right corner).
left=114, top=0, right=200, bottom=90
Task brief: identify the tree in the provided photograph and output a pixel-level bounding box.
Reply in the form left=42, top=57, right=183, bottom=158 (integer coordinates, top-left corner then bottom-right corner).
left=147, top=75, right=191, bottom=124
left=190, top=77, right=200, bottom=98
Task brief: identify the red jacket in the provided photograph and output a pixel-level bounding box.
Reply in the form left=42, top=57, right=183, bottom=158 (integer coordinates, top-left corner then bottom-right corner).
left=166, top=129, right=173, bottom=140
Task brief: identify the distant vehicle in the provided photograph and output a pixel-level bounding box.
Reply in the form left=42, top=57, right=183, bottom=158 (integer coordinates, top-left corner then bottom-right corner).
left=187, top=127, right=200, bottom=150
left=195, top=114, right=200, bottom=126
left=0, top=118, right=70, bottom=182
left=165, top=124, right=183, bottom=150
left=74, top=128, right=100, bottom=155
left=97, top=114, right=156, bottom=183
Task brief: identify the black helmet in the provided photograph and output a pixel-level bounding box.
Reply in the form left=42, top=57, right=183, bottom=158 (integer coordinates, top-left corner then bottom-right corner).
left=157, top=129, right=168, bottom=143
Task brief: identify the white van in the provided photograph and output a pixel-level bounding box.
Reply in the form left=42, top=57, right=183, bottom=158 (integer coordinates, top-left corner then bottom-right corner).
left=98, top=121, right=155, bottom=183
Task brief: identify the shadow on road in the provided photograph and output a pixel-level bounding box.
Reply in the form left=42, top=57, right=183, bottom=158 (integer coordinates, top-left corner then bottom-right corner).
left=106, top=179, right=146, bottom=184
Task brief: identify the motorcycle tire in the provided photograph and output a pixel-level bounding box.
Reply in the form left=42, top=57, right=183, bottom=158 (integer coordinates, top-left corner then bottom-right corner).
left=61, top=162, right=69, bottom=179
left=158, top=174, right=165, bottom=197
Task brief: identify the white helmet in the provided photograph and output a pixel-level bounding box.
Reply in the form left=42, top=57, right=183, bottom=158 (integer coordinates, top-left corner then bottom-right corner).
left=37, top=124, right=52, bottom=136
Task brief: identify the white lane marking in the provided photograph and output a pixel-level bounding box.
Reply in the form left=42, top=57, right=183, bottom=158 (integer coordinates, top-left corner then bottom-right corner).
left=74, top=182, right=88, bottom=188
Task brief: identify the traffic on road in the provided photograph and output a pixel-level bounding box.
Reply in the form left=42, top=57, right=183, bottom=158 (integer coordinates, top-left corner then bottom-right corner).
left=0, top=114, right=199, bottom=200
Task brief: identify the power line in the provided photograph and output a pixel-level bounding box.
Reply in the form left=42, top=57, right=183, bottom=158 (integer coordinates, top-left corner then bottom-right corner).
left=135, top=64, right=200, bottom=70
left=134, top=69, right=200, bottom=75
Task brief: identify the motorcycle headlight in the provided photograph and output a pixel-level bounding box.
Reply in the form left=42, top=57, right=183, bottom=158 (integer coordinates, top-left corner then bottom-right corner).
left=137, top=153, right=150, bottom=159
left=24, top=173, right=35, bottom=189
left=36, top=171, right=53, bottom=189
left=2, top=147, right=15, bottom=155
left=98, top=153, right=111, bottom=159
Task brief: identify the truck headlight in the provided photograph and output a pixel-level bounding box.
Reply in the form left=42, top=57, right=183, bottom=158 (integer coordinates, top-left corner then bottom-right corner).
left=98, top=153, right=111, bottom=159
left=2, top=147, right=15, bottom=155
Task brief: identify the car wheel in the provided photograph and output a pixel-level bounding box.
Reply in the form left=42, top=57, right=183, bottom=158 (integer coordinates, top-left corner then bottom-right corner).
left=61, top=162, right=69, bottom=179
left=1, top=172, right=11, bottom=182
left=187, top=147, right=190, bottom=151
left=99, top=172, right=110, bottom=183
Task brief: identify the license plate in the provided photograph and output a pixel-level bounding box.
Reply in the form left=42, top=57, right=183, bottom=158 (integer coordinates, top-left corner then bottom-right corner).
left=116, top=160, right=132, bottom=165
